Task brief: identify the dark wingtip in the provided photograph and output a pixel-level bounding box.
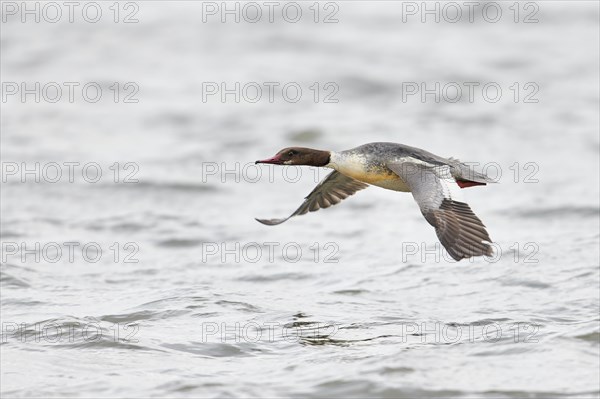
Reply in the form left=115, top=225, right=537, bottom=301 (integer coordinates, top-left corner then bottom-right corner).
left=255, top=217, right=287, bottom=226
left=456, top=180, right=487, bottom=189
left=448, top=240, right=495, bottom=261
left=255, top=217, right=275, bottom=226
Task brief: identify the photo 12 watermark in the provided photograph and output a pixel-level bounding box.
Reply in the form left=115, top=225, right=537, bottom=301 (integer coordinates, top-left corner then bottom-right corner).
left=201, top=82, right=339, bottom=104
left=1, top=241, right=140, bottom=264
left=401, top=241, right=540, bottom=264
left=201, top=241, right=340, bottom=264
left=1, top=162, right=140, bottom=184
left=201, top=162, right=330, bottom=184
left=201, top=1, right=339, bottom=23
left=399, top=321, right=541, bottom=344
left=1, top=1, right=140, bottom=23
left=400, top=2, right=539, bottom=24
left=399, top=81, right=539, bottom=104
left=1, top=321, right=139, bottom=344
left=199, top=321, right=339, bottom=343
left=1, top=82, right=140, bottom=104
left=379, top=161, right=540, bottom=185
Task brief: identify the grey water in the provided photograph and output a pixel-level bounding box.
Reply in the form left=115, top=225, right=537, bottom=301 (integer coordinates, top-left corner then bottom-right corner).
left=1, top=1, right=599, bottom=398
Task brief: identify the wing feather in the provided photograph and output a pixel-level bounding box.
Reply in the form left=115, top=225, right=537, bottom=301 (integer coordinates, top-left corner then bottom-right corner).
left=256, top=171, right=369, bottom=226
left=388, top=161, right=493, bottom=261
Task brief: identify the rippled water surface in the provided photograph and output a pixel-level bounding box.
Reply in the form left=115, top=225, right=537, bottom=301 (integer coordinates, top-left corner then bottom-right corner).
left=1, top=2, right=599, bottom=398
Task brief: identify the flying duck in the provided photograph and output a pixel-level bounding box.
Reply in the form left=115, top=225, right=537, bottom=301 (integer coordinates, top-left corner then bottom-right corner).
left=255, top=142, right=495, bottom=261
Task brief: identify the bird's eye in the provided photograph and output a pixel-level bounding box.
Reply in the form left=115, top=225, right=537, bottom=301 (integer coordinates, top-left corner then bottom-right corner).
left=288, top=151, right=295, bottom=156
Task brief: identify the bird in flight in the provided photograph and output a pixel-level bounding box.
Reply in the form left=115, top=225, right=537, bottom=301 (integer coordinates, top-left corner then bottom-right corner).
left=255, top=142, right=495, bottom=261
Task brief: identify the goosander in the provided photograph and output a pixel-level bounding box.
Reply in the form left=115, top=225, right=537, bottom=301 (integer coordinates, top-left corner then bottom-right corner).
left=255, top=142, right=495, bottom=261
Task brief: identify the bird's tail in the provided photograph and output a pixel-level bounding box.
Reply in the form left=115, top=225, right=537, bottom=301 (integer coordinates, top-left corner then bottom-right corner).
left=448, top=158, right=497, bottom=185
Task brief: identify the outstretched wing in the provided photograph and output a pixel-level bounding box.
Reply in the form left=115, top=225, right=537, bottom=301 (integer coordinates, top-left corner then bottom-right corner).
left=387, top=161, right=493, bottom=261
left=256, top=171, right=369, bottom=226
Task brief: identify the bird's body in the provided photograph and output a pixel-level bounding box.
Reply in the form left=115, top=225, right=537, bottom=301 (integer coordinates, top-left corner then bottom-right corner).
left=329, top=150, right=406, bottom=189
left=329, top=142, right=489, bottom=191
left=255, top=142, right=495, bottom=261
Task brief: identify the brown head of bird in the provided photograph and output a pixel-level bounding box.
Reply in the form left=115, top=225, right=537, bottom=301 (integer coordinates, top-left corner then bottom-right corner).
left=255, top=147, right=330, bottom=167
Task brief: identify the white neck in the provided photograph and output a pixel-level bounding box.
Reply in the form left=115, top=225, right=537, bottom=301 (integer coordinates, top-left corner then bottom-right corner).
left=325, top=151, right=342, bottom=170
